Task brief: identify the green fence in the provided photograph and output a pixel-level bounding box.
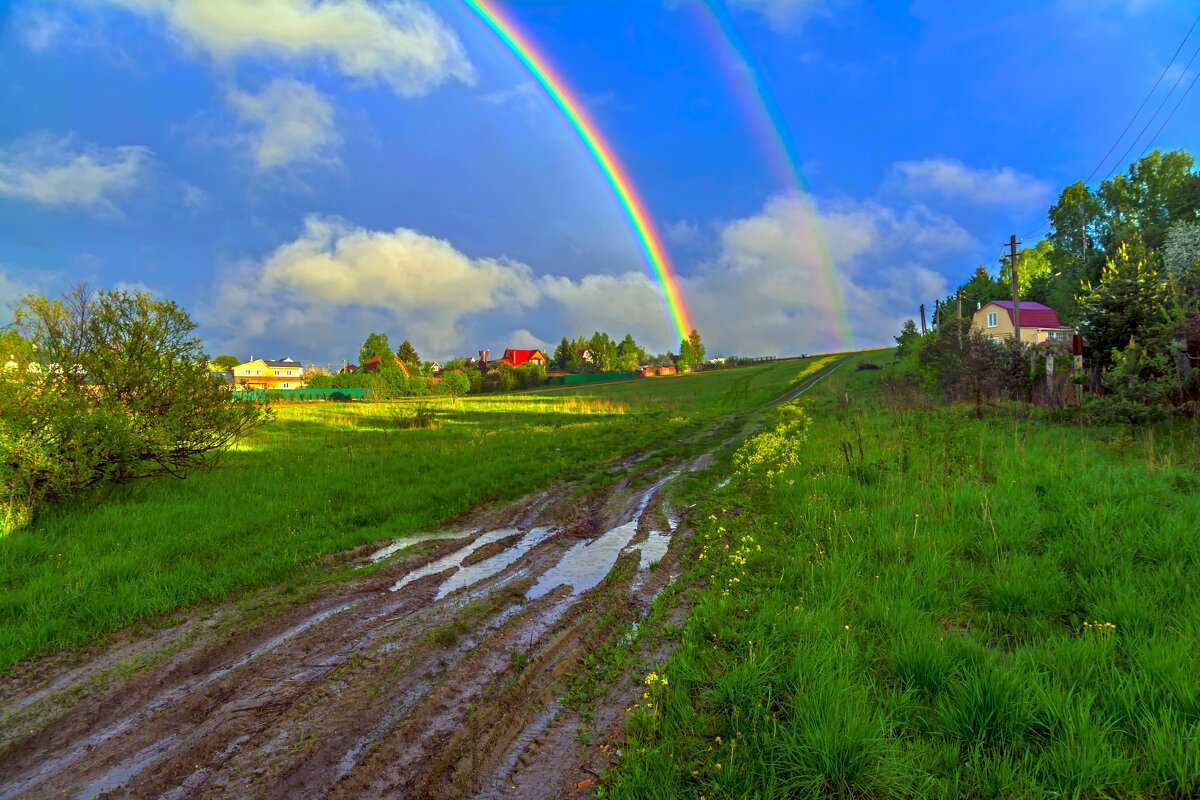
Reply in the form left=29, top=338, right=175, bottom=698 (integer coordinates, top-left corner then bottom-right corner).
left=230, top=388, right=373, bottom=403
left=544, top=371, right=636, bottom=387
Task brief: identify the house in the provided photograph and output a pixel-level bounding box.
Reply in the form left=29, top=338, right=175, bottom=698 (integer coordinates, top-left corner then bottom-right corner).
left=429, top=361, right=441, bottom=374
left=497, top=349, right=547, bottom=368
left=576, top=348, right=594, bottom=365
left=972, top=301, right=1074, bottom=345
left=232, top=357, right=306, bottom=390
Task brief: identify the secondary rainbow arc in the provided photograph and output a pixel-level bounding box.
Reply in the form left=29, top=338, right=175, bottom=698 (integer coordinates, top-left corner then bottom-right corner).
left=693, top=2, right=854, bottom=350
left=461, top=0, right=694, bottom=345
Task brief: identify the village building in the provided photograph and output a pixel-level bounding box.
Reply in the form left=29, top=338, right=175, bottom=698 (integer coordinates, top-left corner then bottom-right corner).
left=972, top=301, right=1074, bottom=345
left=232, top=357, right=306, bottom=390
left=497, top=349, right=547, bottom=368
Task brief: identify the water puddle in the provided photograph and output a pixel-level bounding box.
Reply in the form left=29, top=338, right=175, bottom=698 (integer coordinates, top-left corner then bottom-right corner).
left=64, top=734, right=178, bottom=800
left=433, top=527, right=553, bottom=600
left=527, top=521, right=640, bottom=600
left=390, top=528, right=521, bottom=593
left=627, top=530, right=671, bottom=570
left=369, top=529, right=474, bottom=564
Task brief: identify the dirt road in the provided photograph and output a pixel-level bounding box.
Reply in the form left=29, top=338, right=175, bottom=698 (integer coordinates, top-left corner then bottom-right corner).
left=0, top=360, right=840, bottom=799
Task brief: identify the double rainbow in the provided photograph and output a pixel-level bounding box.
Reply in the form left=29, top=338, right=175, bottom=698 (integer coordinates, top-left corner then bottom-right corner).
left=462, top=0, right=694, bottom=345
left=692, top=3, right=854, bottom=350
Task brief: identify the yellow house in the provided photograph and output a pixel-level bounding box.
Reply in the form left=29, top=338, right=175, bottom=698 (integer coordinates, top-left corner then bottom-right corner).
left=232, top=357, right=306, bottom=390
left=972, top=301, right=1074, bottom=345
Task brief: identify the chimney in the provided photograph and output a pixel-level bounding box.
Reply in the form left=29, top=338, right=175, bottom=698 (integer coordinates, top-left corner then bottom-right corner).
left=479, top=349, right=489, bottom=363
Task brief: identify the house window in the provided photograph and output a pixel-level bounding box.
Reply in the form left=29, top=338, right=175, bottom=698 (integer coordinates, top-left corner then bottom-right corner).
left=255, top=369, right=262, bottom=375
left=987, top=312, right=998, bottom=328
left=282, top=382, right=289, bottom=389
left=274, top=370, right=279, bottom=375
left=991, top=337, right=1000, bottom=344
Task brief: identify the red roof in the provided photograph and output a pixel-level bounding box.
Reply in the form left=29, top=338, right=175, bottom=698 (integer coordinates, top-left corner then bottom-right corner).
left=501, top=349, right=546, bottom=367
left=990, top=301, right=1071, bottom=329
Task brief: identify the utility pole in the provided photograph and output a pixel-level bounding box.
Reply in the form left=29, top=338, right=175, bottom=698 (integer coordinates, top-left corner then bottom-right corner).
left=919, top=303, right=927, bottom=334
left=956, top=288, right=963, bottom=346
left=1009, top=234, right=1021, bottom=344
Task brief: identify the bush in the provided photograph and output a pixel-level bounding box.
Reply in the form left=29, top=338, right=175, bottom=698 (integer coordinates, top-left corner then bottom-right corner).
left=306, top=372, right=333, bottom=389
left=514, top=362, right=546, bottom=389
left=435, top=369, right=470, bottom=397
left=1, top=285, right=272, bottom=532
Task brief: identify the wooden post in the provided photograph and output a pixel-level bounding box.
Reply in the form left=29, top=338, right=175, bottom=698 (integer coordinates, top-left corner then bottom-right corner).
left=919, top=304, right=927, bottom=334
left=1010, top=234, right=1021, bottom=344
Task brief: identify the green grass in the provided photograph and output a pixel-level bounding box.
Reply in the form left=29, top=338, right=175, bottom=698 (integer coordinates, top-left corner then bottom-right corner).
left=604, top=353, right=1200, bottom=799
left=0, top=359, right=832, bottom=671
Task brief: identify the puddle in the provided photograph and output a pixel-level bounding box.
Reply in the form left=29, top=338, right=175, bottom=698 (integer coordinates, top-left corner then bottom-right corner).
left=390, top=528, right=522, bottom=593
left=369, top=529, right=474, bottom=564
left=627, top=530, right=671, bottom=570
left=527, top=521, right=640, bottom=600
left=433, top=528, right=553, bottom=600
left=61, top=734, right=178, bottom=800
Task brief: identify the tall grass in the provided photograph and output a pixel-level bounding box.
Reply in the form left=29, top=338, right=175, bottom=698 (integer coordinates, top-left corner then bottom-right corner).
left=606, top=354, right=1200, bottom=798
left=0, top=360, right=830, bottom=670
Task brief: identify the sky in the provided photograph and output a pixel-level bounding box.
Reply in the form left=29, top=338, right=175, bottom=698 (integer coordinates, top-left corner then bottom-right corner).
left=1, top=0, right=1198, bottom=364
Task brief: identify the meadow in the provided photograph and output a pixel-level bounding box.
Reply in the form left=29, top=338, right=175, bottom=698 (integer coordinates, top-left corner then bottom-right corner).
left=607, top=353, right=1200, bottom=799
left=0, top=359, right=828, bottom=670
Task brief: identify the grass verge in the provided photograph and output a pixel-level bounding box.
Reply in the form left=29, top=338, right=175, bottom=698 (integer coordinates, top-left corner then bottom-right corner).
left=603, top=353, right=1200, bottom=799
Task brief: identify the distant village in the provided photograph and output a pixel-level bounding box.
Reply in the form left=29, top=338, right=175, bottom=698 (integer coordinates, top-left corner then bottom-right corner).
left=207, top=301, right=1074, bottom=396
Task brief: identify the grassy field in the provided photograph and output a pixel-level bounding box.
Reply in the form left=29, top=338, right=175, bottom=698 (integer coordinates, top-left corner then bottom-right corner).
left=0, top=359, right=832, bottom=670
left=606, top=353, right=1200, bottom=799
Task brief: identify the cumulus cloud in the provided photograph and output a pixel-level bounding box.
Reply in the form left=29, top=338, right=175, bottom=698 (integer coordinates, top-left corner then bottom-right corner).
left=106, top=0, right=473, bottom=96
left=0, top=132, right=151, bottom=215
left=674, top=193, right=964, bottom=354
left=895, top=158, right=1052, bottom=207
left=502, top=329, right=552, bottom=352
left=227, top=79, right=340, bottom=170
left=730, top=0, right=835, bottom=34
left=202, top=190, right=972, bottom=360
left=203, top=216, right=542, bottom=356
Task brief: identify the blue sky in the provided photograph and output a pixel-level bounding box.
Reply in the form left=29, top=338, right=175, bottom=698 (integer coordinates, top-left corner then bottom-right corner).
left=1, top=0, right=1197, bottom=364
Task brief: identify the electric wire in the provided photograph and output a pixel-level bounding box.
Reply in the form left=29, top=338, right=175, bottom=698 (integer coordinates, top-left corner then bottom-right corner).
left=1083, top=12, right=1200, bottom=185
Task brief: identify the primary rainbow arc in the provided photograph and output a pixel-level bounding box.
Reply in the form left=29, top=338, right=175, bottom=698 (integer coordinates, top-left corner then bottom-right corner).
left=461, top=0, right=694, bottom=345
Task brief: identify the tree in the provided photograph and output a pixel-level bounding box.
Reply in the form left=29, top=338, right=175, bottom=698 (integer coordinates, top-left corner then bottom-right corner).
left=1049, top=181, right=1104, bottom=272
left=211, top=354, right=240, bottom=371
left=359, top=332, right=396, bottom=366
left=687, top=329, right=705, bottom=363
left=436, top=369, right=470, bottom=397
left=1099, top=149, right=1200, bottom=251
left=586, top=331, right=616, bottom=373
left=893, top=319, right=920, bottom=359
left=305, top=367, right=333, bottom=389
left=678, top=338, right=697, bottom=368
left=1164, top=220, right=1200, bottom=287
left=1, top=285, right=271, bottom=531
left=396, top=339, right=420, bottom=367
left=1077, top=234, right=1178, bottom=366
left=553, top=337, right=573, bottom=370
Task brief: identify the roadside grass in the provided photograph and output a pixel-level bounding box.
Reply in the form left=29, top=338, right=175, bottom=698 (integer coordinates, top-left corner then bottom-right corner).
left=0, top=358, right=833, bottom=671
left=604, top=354, right=1200, bottom=799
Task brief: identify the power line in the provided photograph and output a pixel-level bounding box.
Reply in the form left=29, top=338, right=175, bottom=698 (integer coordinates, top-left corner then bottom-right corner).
left=1083, top=12, right=1200, bottom=186
left=1138, top=66, right=1200, bottom=159
left=1099, top=40, right=1200, bottom=185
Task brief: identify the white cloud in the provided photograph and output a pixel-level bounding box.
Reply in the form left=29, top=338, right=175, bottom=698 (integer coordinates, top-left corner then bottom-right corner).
left=181, top=183, right=207, bottom=209
left=227, top=79, right=340, bottom=171
left=0, top=268, right=32, bottom=320
left=0, top=132, right=151, bottom=216
left=676, top=193, right=962, bottom=353
left=730, top=0, right=834, bottom=34
left=895, top=157, right=1052, bottom=207
left=106, top=0, right=473, bottom=96
left=501, top=329, right=552, bottom=352
left=482, top=83, right=539, bottom=107
left=203, top=215, right=542, bottom=356
left=665, top=219, right=702, bottom=245
left=17, top=9, right=67, bottom=51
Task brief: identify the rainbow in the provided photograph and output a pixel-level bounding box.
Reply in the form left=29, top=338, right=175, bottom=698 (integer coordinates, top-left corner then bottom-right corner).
left=461, top=0, right=694, bottom=345
left=691, top=3, right=853, bottom=349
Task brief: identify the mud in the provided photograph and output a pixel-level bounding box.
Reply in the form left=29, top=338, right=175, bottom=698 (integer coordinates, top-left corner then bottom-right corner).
left=0, top=359, right=843, bottom=799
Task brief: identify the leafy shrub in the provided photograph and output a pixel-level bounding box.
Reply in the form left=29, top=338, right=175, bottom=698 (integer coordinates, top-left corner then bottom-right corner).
left=1, top=285, right=271, bottom=532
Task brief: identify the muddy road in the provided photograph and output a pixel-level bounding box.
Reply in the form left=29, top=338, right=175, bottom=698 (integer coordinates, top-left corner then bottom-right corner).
left=0, top=363, right=839, bottom=799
